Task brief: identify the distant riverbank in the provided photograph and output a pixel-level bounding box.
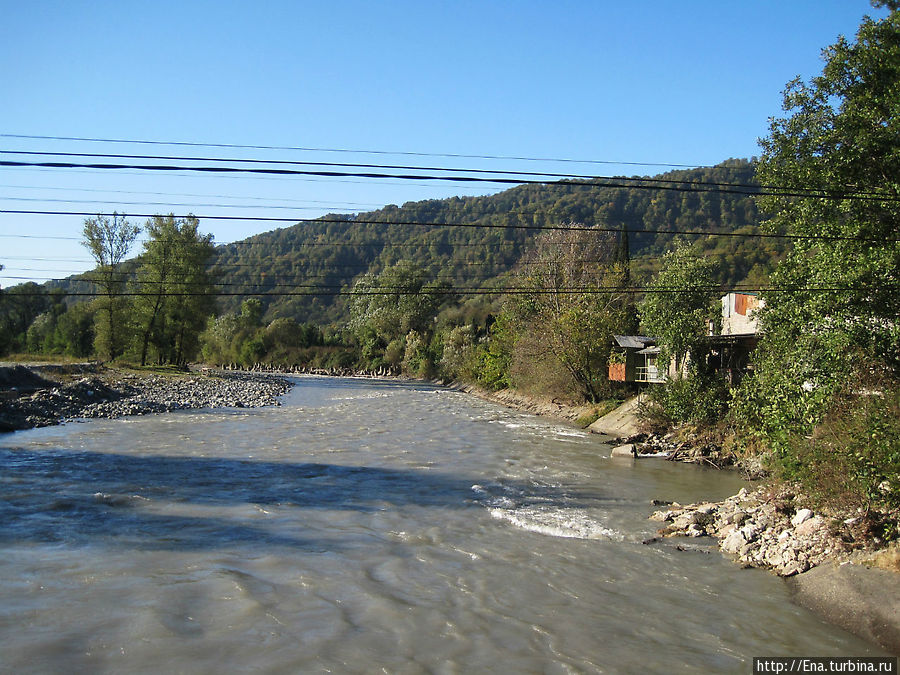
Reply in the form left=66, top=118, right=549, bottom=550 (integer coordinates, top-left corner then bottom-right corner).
left=0, top=363, right=293, bottom=432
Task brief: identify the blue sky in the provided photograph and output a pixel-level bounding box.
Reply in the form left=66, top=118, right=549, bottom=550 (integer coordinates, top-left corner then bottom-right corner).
left=0, top=0, right=887, bottom=285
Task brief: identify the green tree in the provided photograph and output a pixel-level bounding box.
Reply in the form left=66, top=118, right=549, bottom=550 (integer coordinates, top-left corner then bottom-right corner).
left=742, top=3, right=900, bottom=452
left=134, top=215, right=215, bottom=365
left=51, top=302, right=95, bottom=357
left=0, top=283, right=55, bottom=355
left=348, top=261, right=450, bottom=368
left=82, top=213, right=140, bottom=361
left=639, top=242, right=718, bottom=375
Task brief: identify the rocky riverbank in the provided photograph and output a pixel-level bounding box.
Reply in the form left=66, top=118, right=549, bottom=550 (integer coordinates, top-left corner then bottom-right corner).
left=649, top=484, right=850, bottom=577
left=450, top=382, right=900, bottom=654
left=0, top=364, right=293, bottom=432
left=649, top=484, right=900, bottom=655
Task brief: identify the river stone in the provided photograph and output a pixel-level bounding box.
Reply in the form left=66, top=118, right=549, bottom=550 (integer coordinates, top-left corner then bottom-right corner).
left=649, top=509, right=677, bottom=522
left=721, top=528, right=746, bottom=554
left=685, top=524, right=705, bottom=537
left=672, top=513, right=695, bottom=530
left=739, top=523, right=761, bottom=542
left=791, top=508, right=814, bottom=526
left=795, top=515, right=825, bottom=538
left=610, top=444, right=636, bottom=458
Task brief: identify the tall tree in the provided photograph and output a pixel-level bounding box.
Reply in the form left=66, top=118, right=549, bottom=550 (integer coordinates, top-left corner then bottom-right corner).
left=0, top=283, right=55, bottom=355
left=348, top=261, right=449, bottom=344
left=639, top=242, right=718, bottom=375
left=511, top=227, right=631, bottom=402
left=134, top=214, right=215, bottom=365
left=745, top=2, right=900, bottom=447
left=82, top=213, right=140, bottom=361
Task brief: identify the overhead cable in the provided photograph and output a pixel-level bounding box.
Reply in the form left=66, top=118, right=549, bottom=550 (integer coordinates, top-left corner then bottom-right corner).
left=5, top=149, right=898, bottom=202
left=0, top=133, right=703, bottom=169
left=0, top=211, right=894, bottom=243
left=5, top=283, right=894, bottom=297
left=5, top=158, right=898, bottom=203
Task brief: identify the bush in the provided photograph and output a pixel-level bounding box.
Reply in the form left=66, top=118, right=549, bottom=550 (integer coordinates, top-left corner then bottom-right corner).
left=641, top=371, right=730, bottom=427
left=773, top=379, right=900, bottom=524
left=438, top=325, right=474, bottom=380
left=470, top=313, right=515, bottom=391
left=384, top=337, right=405, bottom=367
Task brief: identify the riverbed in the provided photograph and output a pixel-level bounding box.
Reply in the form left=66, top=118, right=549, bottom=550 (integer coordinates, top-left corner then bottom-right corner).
left=0, top=376, right=887, bottom=672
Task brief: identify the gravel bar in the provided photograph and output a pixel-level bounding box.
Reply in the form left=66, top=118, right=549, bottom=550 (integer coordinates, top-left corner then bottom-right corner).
left=0, top=366, right=294, bottom=432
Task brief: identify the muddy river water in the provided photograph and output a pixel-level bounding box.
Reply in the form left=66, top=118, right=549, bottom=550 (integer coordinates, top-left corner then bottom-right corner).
left=0, top=376, right=886, bottom=672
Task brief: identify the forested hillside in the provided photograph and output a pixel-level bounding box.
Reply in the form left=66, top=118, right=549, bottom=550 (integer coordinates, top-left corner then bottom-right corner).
left=3, top=158, right=784, bottom=356
left=209, top=158, right=782, bottom=325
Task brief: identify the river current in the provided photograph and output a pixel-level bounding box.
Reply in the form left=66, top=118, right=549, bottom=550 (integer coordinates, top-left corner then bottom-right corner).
left=0, top=376, right=886, bottom=672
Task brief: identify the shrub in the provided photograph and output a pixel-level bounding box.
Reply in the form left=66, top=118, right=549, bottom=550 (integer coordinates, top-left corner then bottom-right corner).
left=775, top=378, right=900, bottom=523
left=641, top=370, right=730, bottom=427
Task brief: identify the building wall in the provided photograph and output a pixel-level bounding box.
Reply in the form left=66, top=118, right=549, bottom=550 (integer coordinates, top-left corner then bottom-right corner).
left=721, top=293, right=764, bottom=336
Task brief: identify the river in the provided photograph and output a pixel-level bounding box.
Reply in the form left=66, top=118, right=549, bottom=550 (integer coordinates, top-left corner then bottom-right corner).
left=0, top=376, right=887, bottom=672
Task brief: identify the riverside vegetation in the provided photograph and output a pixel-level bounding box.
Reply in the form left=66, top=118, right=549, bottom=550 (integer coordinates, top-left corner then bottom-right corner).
left=1, top=3, right=897, bottom=573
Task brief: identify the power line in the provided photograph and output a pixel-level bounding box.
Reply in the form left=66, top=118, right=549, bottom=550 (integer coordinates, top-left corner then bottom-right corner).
left=0, top=196, right=361, bottom=213
left=7, top=149, right=900, bottom=202
left=4, top=256, right=620, bottom=276
left=0, top=149, right=681, bottom=183
left=2, top=150, right=889, bottom=201
left=3, top=157, right=898, bottom=204
left=0, top=183, right=383, bottom=209
left=0, top=133, right=704, bottom=169
left=0, top=149, right=782, bottom=198
left=0, top=211, right=894, bottom=243
left=2, top=164, right=503, bottom=194
left=0, top=158, right=531, bottom=186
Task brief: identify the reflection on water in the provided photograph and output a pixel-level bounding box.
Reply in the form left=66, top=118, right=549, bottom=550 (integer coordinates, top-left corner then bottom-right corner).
left=0, top=376, right=886, bottom=672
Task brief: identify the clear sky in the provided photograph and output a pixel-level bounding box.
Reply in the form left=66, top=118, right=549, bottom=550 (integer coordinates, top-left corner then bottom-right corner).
left=0, top=0, right=887, bottom=286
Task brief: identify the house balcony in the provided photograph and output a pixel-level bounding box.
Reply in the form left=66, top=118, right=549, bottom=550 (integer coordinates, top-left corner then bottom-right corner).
left=635, top=365, right=665, bottom=384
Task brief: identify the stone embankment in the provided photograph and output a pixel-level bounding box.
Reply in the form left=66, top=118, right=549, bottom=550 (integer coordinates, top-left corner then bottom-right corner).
left=649, top=485, right=848, bottom=577
left=0, top=365, right=293, bottom=432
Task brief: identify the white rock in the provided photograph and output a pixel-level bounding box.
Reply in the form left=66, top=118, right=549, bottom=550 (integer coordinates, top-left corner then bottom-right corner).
left=610, top=444, right=636, bottom=458
left=791, top=509, right=814, bottom=526
left=721, top=528, right=746, bottom=553
left=795, top=515, right=825, bottom=538
left=739, top=523, right=761, bottom=542
left=685, top=524, right=705, bottom=537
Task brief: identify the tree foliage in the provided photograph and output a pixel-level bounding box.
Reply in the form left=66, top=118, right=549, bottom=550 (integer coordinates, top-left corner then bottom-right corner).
left=505, top=227, right=632, bottom=402
left=134, top=215, right=215, bottom=365
left=82, top=213, right=140, bottom=361
left=741, top=5, right=900, bottom=453
left=639, top=242, right=719, bottom=374
left=347, top=261, right=451, bottom=371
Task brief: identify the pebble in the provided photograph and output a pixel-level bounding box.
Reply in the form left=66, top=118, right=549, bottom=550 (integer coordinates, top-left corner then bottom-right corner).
left=0, top=371, right=294, bottom=431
